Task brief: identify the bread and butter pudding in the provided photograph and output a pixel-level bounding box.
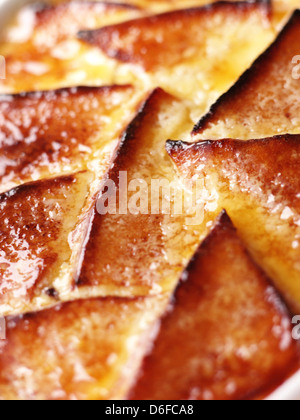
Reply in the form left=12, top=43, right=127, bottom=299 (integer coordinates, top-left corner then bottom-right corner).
left=0, top=0, right=299, bottom=400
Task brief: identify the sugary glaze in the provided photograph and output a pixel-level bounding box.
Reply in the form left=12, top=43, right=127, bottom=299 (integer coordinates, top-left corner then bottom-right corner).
left=0, top=1, right=143, bottom=93
left=167, top=135, right=300, bottom=313
left=0, top=0, right=299, bottom=401
left=0, top=295, right=168, bottom=400
left=193, top=11, right=300, bottom=140
left=0, top=2, right=276, bottom=122
left=78, top=1, right=275, bottom=118
left=75, top=88, right=195, bottom=298
left=0, top=171, right=94, bottom=315
left=130, top=212, right=300, bottom=400
left=0, top=86, right=144, bottom=192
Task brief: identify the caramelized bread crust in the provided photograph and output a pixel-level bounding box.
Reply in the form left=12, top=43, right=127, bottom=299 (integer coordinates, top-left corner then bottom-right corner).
left=0, top=171, right=94, bottom=315
left=75, top=88, right=194, bottom=297
left=0, top=1, right=275, bottom=117
left=0, top=85, right=142, bottom=192
left=0, top=2, right=142, bottom=93
left=33, top=1, right=141, bottom=45
left=167, top=134, right=300, bottom=312
left=78, top=1, right=274, bottom=113
left=0, top=0, right=298, bottom=401
left=192, top=10, right=300, bottom=140
left=129, top=212, right=299, bottom=400
left=0, top=295, right=168, bottom=400
left=79, top=2, right=271, bottom=71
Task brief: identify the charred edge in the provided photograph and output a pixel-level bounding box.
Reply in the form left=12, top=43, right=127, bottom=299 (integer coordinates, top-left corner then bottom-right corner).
left=77, top=0, right=272, bottom=46
left=74, top=88, right=167, bottom=287
left=0, top=173, right=77, bottom=201
left=165, top=140, right=190, bottom=157
left=108, top=87, right=167, bottom=169
left=0, top=85, right=133, bottom=102
left=192, top=9, right=300, bottom=136
left=166, top=139, right=218, bottom=160
left=77, top=29, right=95, bottom=44
left=44, top=287, right=59, bottom=299
left=192, top=134, right=300, bottom=149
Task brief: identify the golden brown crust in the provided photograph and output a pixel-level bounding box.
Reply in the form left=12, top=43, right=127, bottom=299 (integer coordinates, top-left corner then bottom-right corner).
left=192, top=10, right=300, bottom=139
left=129, top=211, right=299, bottom=400
left=0, top=295, right=168, bottom=400
left=0, top=85, right=139, bottom=192
left=33, top=1, right=141, bottom=46
left=75, top=88, right=193, bottom=296
left=0, top=0, right=297, bottom=401
left=78, top=1, right=272, bottom=71
left=0, top=171, right=94, bottom=315
left=167, top=134, right=300, bottom=312
left=0, top=2, right=142, bottom=93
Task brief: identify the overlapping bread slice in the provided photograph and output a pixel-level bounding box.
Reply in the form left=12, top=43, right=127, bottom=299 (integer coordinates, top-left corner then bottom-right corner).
left=0, top=85, right=143, bottom=193
left=0, top=85, right=145, bottom=315
left=167, top=134, right=300, bottom=313
left=0, top=294, right=168, bottom=400
left=0, top=88, right=194, bottom=400
left=78, top=1, right=275, bottom=120
left=193, top=10, right=300, bottom=140
left=0, top=1, right=143, bottom=93
left=129, top=212, right=299, bottom=400
left=73, top=88, right=195, bottom=299
left=0, top=171, right=94, bottom=316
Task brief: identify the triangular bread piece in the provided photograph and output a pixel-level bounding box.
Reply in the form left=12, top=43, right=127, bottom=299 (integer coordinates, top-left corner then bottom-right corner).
left=0, top=85, right=143, bottom=193
left=0, top=171, right=95, bottom=316
left=167, top=134, right=300, bottom=312
left=0, top=294, right=168, bottom=400
left=74, top=88, right=194, bottom=298
left=0, top=2, right=142, bottom=93
left=78, top=2, right=275, bottom=119
left=129, top=211, right=299, bottom=400
left=193, top=10, right=300, bottom=140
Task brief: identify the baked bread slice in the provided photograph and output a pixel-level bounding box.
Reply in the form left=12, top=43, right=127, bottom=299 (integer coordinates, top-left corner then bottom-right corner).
left=1, top=1, right=275, bottom=120
left=0, top=294, right=168, bottom=400
left=0, top=171, right=94, bottom=315
left=0, top=86, right=144, bottom=192
left=0, top=1, right=143, bottom=93
left=74, top=87, right=194, bottom=299
left=192, top=10, right=300, bottom=140
left=0, top=0, right=299, bottom=401
left=78, top=1, right=275, bottom=119
left=129, top=211, right=299, bottom=400
left=167, top=134, right=300, bottom=313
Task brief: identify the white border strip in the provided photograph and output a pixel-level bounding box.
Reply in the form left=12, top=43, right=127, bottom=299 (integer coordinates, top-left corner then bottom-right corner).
left=0, top=0, right=299, bottom=401
left=267, top=370, right=300, bottom=401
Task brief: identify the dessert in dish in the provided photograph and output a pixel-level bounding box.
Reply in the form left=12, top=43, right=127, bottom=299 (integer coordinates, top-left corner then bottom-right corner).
left=0, top=0, right=299, bottom=400
left=130, top=211, right=299, bottom=400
